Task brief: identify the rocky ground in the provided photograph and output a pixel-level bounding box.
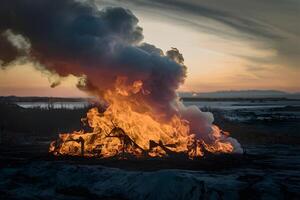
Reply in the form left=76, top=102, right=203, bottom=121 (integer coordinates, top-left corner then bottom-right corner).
left=0, top=144, right=299, bottom=200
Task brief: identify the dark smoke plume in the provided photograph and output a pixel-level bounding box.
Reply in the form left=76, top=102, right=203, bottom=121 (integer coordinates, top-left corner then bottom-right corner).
left=0, top=0, right=186, bottom=118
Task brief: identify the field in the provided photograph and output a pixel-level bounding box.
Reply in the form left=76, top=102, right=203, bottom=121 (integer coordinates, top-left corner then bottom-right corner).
left=0, top=97, right=299, bottom=199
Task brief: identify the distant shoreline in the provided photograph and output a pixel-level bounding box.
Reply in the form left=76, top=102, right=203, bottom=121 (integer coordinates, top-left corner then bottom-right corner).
left=180, top=97, right=300, bottom=102
left=1, top=96, right=300, bottom=103
left=0, top=96, right=94, bottom=103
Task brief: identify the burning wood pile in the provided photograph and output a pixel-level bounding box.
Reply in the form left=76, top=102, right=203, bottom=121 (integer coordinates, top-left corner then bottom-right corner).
left=49, top=78, right=242, bottom=159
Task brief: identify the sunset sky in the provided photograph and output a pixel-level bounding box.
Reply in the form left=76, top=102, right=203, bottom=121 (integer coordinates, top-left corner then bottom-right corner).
left=1, top=0, right=299, bottom=97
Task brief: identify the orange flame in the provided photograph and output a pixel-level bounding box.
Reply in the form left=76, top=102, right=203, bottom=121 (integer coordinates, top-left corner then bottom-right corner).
left=49, top=77, right=236, bottom=159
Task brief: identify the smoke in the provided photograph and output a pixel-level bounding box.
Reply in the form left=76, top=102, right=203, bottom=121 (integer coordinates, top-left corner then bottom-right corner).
left=0, top=0, right=242, bottom=151
left=0, top=0, right=186, bottom=117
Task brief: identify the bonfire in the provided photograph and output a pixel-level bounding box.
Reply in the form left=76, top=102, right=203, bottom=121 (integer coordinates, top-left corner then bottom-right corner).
left=49, top=77, right=240, bottom=159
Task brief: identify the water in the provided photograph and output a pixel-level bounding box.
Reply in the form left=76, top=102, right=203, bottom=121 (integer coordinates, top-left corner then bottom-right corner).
left=17, top=101, right=89, bottom=109
left=183, top=100, right=300, bottom=110
left=17, top=99, right=300, bottom=110
left=16, top=100, right=300, bottom=123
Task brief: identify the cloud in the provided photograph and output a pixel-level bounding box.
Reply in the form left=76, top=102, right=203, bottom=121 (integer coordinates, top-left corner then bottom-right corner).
left=100, top=0, right=300, bottom=68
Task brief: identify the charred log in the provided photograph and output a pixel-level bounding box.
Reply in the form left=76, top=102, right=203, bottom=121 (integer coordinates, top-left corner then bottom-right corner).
left=105, top=124, right=145, bottom=157
left=148, top=140, right=188, bottom=158
left=65, top=137, right=85, bottom=157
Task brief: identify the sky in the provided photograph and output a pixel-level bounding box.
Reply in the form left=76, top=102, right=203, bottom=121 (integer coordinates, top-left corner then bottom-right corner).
left=0, top=0, right=299, bottom=97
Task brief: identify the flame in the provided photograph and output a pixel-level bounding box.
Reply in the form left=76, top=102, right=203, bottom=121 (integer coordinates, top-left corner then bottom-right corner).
left=49, top=77, right=236, bottom=159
